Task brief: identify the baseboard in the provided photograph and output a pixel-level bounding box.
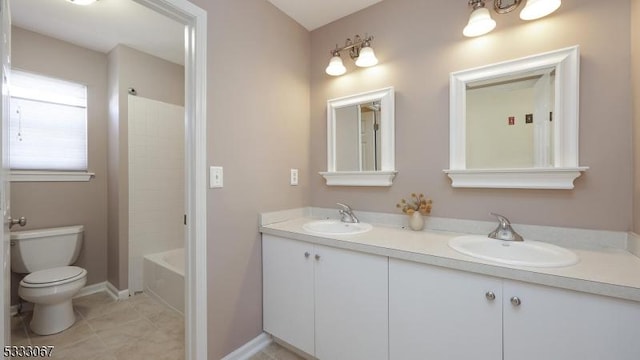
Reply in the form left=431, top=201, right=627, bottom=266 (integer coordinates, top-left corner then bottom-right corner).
left=10, top=302, right=33, bottom=316
left=76, top=281, right=128, bottom=301
left=75, top=281, right=109, bottom=299
left=12, top=281, right=116, bottom=316
left=106, top=281, right=130, bottom=300
left=221, top=332, right=272, bottom=360
left=629, top=232, right=640, bottom=257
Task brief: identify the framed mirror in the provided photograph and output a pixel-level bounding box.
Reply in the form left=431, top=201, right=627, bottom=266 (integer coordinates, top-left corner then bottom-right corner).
left=320, top=87, right=396, bottom=186
left=444, top=46, right=588, bottom=189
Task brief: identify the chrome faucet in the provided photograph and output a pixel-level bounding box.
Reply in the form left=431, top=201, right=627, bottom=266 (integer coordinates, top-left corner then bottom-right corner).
left=336, top=203, right=360, bottom=223
left=488, top=213, right=523, bottom=242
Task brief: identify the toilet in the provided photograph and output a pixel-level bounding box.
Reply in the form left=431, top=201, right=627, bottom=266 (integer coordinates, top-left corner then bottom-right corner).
left=10, top=225, right=87, bottom=335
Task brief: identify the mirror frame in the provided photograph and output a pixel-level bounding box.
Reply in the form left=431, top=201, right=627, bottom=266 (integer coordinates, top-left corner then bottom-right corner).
left=320, top=87, right=396, bottom=186
left=444, top=46, right=588, bottom=189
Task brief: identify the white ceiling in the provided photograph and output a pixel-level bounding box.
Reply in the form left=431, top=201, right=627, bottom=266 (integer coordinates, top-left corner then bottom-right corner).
left=10, top=0, right=185, bottom=65
left=268, top=0, right=384, bottom=31
left=10, top=0, right=386, bottom=66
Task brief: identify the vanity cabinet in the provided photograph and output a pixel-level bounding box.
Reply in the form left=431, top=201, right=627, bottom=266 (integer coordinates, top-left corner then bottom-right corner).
left=389, top=258, right=503, bottom=359
left=389, top=258, right=640, bottom=360
left=262, top=235, right=388, bottom=360
left=502, top=279, right=640, bottom=360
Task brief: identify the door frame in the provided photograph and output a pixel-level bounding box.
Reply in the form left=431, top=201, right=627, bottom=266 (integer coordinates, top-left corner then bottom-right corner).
left=0, top=0, right=208, bottom=355
left=132, top=1, right=207, bottom=359
left=0, top=0, right=10, bottom=349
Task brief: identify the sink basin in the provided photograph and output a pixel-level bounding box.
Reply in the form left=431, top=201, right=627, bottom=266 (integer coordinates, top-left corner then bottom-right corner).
left=448, top=235, right=579, bottom=267
left=303, top=220, right=372, bottom=236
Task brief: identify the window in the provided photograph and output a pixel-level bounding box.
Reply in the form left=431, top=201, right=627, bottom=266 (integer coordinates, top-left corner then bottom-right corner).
left=9, top=70, right=92, bottom=181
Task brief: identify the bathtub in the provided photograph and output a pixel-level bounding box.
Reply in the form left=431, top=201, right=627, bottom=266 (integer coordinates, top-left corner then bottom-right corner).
left=143, top=248, right=184, bottom=314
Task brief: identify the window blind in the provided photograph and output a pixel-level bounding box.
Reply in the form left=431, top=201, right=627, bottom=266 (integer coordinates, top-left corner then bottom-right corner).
left=9, top=70, right=88, bottom=171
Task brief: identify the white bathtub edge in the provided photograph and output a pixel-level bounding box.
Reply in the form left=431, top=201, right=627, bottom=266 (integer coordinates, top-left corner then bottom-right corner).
left=144, top=248, right=185, bottom=277
left=221, top=332, right=272, bottom=360
left=144, top=248, right=185, bottom=314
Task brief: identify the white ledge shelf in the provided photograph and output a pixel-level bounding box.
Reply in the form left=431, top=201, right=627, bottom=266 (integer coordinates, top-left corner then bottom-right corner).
left=319, top=171, right=397, bottom=186
left=11, top=171, right=95, bottom=182
left=443, top=167, right=588, bottom=189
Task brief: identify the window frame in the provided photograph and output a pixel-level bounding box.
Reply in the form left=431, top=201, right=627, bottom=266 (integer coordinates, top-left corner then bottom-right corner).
left=8, top=69, right=93, bottom=182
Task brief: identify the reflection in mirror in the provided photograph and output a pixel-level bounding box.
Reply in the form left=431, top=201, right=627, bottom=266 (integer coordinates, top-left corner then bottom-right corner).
left=335, top=101, right=381, bottom=171
left=445, top=46, right=588, bottom=189
left=321, top=87, right=396, bottom=186
left=466, top=69, right=555, bottom=169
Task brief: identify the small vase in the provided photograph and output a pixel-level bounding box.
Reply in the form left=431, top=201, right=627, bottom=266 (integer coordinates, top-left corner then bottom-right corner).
left=408, top=211, right=425, bottom=231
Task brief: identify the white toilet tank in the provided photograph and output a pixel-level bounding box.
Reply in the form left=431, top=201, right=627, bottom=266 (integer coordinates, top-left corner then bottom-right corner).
left=10, top=225, right=84, bottom=274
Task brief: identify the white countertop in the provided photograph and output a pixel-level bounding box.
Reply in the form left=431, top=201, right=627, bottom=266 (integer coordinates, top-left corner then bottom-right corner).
left=260, top=217, right=640, bottom=303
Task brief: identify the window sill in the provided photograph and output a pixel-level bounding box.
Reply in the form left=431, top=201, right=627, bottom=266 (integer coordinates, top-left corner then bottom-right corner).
left=11, top=171, right=95, bottom=182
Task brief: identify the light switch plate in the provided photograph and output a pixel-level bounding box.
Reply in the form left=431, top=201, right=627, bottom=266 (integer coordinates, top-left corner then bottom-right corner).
left=290, top=169, right=299, bottom=186
left=210, top=166, right=223, bottom=188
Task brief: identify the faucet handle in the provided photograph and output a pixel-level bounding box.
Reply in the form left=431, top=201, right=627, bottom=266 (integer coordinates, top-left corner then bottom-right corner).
left=336, top=203, right=359, bottom=223
left=490, top=213, right=510, bottom=227
left=488, top=213, right=523, bottom=241
left=336, top=203, right=352, bottom=211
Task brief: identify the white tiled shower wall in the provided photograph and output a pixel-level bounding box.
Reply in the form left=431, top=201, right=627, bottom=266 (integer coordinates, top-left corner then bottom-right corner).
left=128, top=95, right=185, bottom=293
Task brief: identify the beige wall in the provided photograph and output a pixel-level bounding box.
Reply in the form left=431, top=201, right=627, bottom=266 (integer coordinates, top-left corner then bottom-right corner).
left=310, top=0, right=633, bottom=232
left=632, top=0, right=640, bottom=233
left=106, top=45, right=184, bottom=290
left=179, top=0, right=311, bottom=357
left=9, top=27, right=109, bottom=303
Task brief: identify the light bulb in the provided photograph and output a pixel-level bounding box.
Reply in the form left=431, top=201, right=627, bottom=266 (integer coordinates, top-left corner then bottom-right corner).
left=355, top=46, right=378, bottom=67
left=520, top=0, right=561, bottom=21
left=66, top=0, right=98, bottom=5
left=325, top=54, right=346, bottom=76
left=463, top=7, right=496, bottom=37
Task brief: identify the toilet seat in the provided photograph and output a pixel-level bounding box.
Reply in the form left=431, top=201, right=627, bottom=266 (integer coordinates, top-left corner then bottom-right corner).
left=20, top=266, right=87, bottom=288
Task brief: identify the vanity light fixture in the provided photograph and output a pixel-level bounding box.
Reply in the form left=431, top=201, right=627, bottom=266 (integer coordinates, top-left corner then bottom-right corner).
left=66, top=0, right=98, bottom=5
left=463, top=0, right=561, bottom=37
left=325, top=35, right=378, bottom=76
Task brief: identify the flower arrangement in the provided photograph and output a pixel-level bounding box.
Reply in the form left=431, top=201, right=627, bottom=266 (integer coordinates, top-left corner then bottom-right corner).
left=396, top=193, right=433, bottom=216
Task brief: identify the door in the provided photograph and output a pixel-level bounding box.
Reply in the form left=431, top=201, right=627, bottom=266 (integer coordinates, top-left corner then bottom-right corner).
left=389, top=259, right=502, bottom=360
left=503, top=280, right=640, bottom=360
left=314, top=244, right=388, bottom=360
left=262, top=235, right=315, bottom=355
left=0, top=0, right=9, bottom=347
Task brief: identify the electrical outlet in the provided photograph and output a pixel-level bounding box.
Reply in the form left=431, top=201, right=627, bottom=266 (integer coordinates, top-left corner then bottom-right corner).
left=290, top=169, right=299, bottom=186
left=210, top=166, right=223, bottom=188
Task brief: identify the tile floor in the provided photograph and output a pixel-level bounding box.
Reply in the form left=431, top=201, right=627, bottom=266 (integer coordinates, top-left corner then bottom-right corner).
left=248, top=342, right=305, bottom=360
left=10, top=291, right=184, bottom=360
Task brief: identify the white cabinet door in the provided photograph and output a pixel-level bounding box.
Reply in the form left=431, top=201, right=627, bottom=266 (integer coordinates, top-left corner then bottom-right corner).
left=389, top=259, right=502, bottom=360
left=262, top=235, right=315, bottom=355
left=503, top=280, right=640, bottom=360
left=314, top=244, right=389, bottom=360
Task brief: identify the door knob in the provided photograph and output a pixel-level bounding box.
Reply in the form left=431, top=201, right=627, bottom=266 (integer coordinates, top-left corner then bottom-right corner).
left=304, top=252, right=310, bottom=258
left=510, top=296, right=522, bottom=306
left=485, top=291, right=496, bottom=301
left=315, top=254, right=321, bottom=261
left=8, top=216, right=27, bottom=229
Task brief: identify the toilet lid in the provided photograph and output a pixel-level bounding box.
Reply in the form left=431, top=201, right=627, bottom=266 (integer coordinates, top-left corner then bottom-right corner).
left=21, top=266, right=86, bottom=286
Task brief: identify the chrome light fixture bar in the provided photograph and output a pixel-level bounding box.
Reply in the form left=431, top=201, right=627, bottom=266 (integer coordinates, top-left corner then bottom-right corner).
left=463, top=0, right=561, bottom=37
left=325, top=34, right=378, bottom=76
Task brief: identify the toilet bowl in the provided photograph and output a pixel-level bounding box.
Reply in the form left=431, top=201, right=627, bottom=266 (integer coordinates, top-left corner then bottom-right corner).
left=11, top=225, right=87, bottom=335
left=19, top=266, right=87, bottom=335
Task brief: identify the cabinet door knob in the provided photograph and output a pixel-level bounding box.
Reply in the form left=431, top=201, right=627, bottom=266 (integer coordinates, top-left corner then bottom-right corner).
left=304, top=252, right=310, bottom=258
left=510, top=296, right=522, bottom=306
left=485, top=291, right=496, bottom=301
left=315, top=254, right=321, bottom=261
